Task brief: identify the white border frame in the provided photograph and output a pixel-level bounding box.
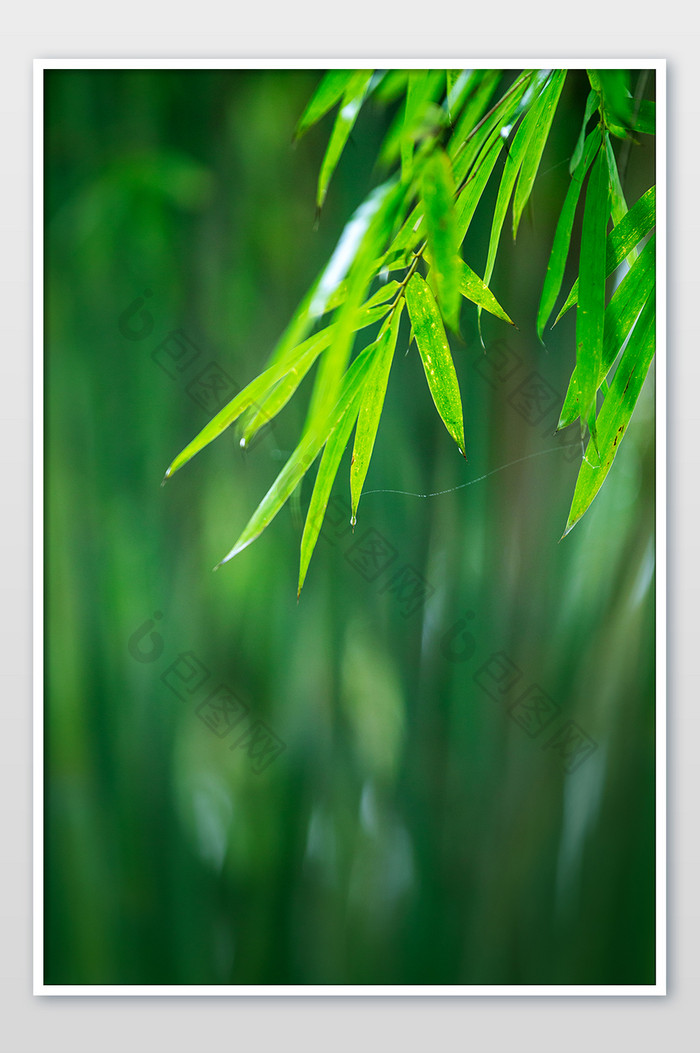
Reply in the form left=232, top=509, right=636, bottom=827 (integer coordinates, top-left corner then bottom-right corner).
left=33, top=57, right=666, bottom=997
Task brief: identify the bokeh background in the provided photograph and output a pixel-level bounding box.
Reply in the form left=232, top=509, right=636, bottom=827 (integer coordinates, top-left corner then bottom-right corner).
left=44, top=68, right=656, bottom=985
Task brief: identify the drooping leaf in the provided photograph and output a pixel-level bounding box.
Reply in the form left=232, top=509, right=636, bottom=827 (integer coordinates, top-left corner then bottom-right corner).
left=457, top=257, right=515, bottom=325
left=400, top=70, right=445, bottom=181
left=298, top=385, right=364, bottom=596
left=240, top=297, right=394, bottom=445
left=575, top=136, right=610, bottom=429
left=537, top=130, right=599, bottom=342
left=563, top=293, right=655, bottom=536
left=306, top=178, right=404, bottom=429
left=317, top=70, right=374, bottom=210
left=350, top=304, right=403, bottom=522
left=455, top=127, right=504, bottom=245
left=421, top=148, right=460, bottom=330
left=558, top=233, right=655, bottom=429
left=294, top=70, right=358, bottom=141
left=554, top=184, right=655, bottom=323
left=569, top=89, right=598, bottom=174
left=217, top=337, right=382, bottom=568
left=512, top=69, right=566, bottom=238
left=405, top=272, right=466, bottom=456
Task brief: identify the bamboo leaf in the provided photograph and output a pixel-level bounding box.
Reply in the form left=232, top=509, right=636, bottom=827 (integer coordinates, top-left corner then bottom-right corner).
left=350, top=304, right=403, bottom=522
left=455, top=128, right=504, bottom=245
left=294, top=70, right=358, bottom=141
left=575, top=137, right=610, bottom=428
left=298, top=385, right=364, bottom=596
left=537, top=130, right=599, bottom=341
left=563, top=293, right=655, bottom=536
left=512, top=70, right=567, bottom=238
left=457, top=257, right=515, bottom=325
left=317, top=70, right=373, bottom=210
left=241, top=298, right=393, bottom=445
left=421, top=148, right=460, bottom=330
left=554, top=184, right=655, bottom=323
left=218, top=338, right=381, bottom=568
left=558, top=233, right=655, bottom=429
left=570, top=89, right=598, bottom=174
left=405, top=272, right=466, bottom=456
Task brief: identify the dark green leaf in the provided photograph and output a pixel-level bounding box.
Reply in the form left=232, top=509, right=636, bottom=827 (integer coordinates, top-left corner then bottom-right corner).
left=537, top=130, right=599, bottom=341
left=563, top=293, right=655, bottom=535
left=558, top=234, right=655, bottom=429
left=575, top=137, right=610, bottom=428
left=554, top=185, right=655, bottom=323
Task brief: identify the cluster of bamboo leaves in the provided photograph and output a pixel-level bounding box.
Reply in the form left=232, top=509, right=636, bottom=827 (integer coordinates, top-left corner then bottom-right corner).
left=163, top=68, right=656, bottom=588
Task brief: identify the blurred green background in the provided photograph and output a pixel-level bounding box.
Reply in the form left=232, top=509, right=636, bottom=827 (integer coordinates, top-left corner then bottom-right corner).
left=44, top=68, right=656, bottom=986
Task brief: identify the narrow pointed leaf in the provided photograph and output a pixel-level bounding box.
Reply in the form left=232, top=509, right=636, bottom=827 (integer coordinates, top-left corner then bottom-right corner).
left=457, top=257, right=515, bottom=324
left=537, top=130, right=599, bottom=341
left=241, top=299, right=392, bottom=444
left=554, top=184, right=655, bottom=323
left=405, top=272, right=466, bottom=456
left=575, top=138, right=610, bottom=427
left=570, top=89, right=598, bottom=174
left=421, top=148, right=460, bottom=330
left=317, top=70, right=373, bottom=209
left=512, top=70, right=566, bottom=238
left=558, top=233, right=655, bottom=429
left=294, top=70, right=357, bottom=140
left=455, top=127, right=504, bottom=245
left=563, top=293, right=655, bottom=535
left=218, top=338, right=381, bottom=567
left=350, top=304, right=403, bottom=521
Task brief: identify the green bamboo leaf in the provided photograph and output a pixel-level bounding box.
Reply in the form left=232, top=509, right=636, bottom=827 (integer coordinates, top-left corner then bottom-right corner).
left=317, top=70, right=373, bottom=210
left=570, top=89, right=598, bottom=174
left=537, top=130, right=599, bottom=342
left=240, top=298, right=393, bottom=445
left=634, top=99, right=655, bottom=135
left=294, top=70, right=358, bottom=141
left=563, top=293, right=655, bottom=536
left=512, top=70, right=566, bottom=238
left=405, top=272, right=466, bottom=456
left=421, top=148, right=460, bottom=330
left=455, top=128, right=504, bottom=245
left=450, top=69, right=531, bottom=187
left=554, top=184, right=655, bottom=323
left=457, top=257, right=515, bottom=325
left=306, top=179, right=404, bottom=429
left=575, top=137, right=610, bottom=428
left=298, top=385, right=364, bottom=596
left=558, top=233, right=655, bottom=429
left=217, top=338, right=381, bottom=568
left=350, top=304, right=403, bottom=522
left=482, top=72, right=555, bottom=297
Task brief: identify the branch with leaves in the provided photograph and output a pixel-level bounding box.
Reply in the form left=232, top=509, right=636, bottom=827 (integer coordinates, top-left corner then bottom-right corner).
left=162, top=67, right=656, bottom=589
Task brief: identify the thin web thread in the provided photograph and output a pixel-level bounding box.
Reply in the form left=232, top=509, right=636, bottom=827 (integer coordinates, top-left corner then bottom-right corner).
left=362, top=444, right=581, bottom=500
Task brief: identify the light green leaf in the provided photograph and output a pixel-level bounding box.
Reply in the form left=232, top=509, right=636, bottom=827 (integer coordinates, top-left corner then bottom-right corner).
left=512, top=70, right=566, bottom=238
left=421, top=149, right=460, bottom=330
left=405, top=272, right=466, bottom=456
left=558, top=233, right=655, bottom=429
left=537, top=130, right=599, bottom=342
left=350, top=303, right=403, bottom=522
left=455, top=128, right=504, bottom=245
left=317, top=70, right=374, bottom=210
left=575, top=137, right=610, bottom=429
left=218, top=337, right=382, bottom=568
left=240, top=298, right=393, bottom=445
left=554, top=184, right=655, bottom=323
left=563, top=293, right=655, bottom=536
left=457, top=257, right=515, bottom=325
left=294, top=70, right=358, bottom=141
